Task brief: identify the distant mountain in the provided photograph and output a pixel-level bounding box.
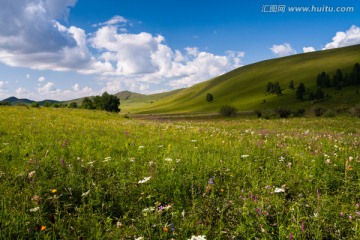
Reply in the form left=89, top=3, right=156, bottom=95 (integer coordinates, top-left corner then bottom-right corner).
left=0, top=97, right=59, bottom=106
left=1, top=96, right=34, bottom=105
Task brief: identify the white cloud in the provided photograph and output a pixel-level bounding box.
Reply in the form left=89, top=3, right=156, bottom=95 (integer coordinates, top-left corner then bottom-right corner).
left=303, top=47, right=316, bottom=53
left=270, top=43, right=297, bottom=57
left=0, top=1, right=246, bottom=96
left=323, top=25, right=360, bottom=50
left=92, top=15, right=128, bottom=28
left=0, top=0, right=111, bottom=74
left=26, top=74, right=31, bottom=79
left=38, top=76, right=46, bottom=82
left=16, top=87, right=28, bottom=95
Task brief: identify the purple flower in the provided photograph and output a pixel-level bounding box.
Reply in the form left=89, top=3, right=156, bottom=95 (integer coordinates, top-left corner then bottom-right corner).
left=290, top=233, right=294, bottom=240
left=61, top=158, right=65, bottom=166
left=256, top=208, right=261, bottom=215
left=208, top=178, right=214, bottom=185
left=340, top=212, right=344, bottom=217
left=301, top=221, right=305, bottom=232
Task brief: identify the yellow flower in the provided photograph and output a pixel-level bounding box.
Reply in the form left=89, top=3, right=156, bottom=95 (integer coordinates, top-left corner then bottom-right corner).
left=163, top=227, right=168, bottom=232
left=220, top=188, right=224, bottom=192
left=41, top=225, right=46, bottom=231
left=51, top=189, right=57, bottom=193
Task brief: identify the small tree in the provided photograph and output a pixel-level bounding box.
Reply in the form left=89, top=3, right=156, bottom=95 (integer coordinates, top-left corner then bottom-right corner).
left=68, top=102, right=78, bottom=108
left=315, top=88, right=325, bottom=100
left=31, top=102, right=40, bottom=108
left=82, top=97, right=95, bottom=109
left=296, top=83, right=306, bottom=100
left=206, top=93, right=214, bottom=102
left=220, top=105, right=237, bottom=117
left=289, top=80, right=295, bottom=90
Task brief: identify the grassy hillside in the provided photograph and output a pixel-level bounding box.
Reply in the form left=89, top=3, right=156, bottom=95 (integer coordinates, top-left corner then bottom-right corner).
left=123, top=45, right=360, bottom=114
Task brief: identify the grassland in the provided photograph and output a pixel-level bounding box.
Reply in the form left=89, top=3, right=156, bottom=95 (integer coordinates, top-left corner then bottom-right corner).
left=121, top=45, right=360, bottom=114
left=1, top=107, right=360, bottom=239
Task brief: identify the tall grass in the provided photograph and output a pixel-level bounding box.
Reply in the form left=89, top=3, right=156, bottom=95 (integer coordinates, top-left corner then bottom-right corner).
left=0, top=106, right=359, bottom=239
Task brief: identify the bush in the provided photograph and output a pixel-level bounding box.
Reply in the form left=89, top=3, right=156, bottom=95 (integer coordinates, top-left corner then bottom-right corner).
left=312, top=106, right=326, bottom=117
left=206, top=93, right=214, bottom=102
left=275, top=107, right=291, bottom=118
left=220, top=105, right=237, bottom=117
left=292, top=108, right=306, bottom=117
left=254, top=110, right=262, bottom=118
left=350, top=105, right=360, bottom=118
left=31, top=102, right=40, bottom=108
left=324, top=109, right=336, bottom=117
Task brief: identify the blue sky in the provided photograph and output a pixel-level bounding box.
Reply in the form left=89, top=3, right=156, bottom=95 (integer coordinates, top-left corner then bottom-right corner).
left=0, top=0, right=359, bottom=101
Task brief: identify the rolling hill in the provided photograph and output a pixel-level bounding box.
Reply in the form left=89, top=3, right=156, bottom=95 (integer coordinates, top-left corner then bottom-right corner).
left=121, top=44, right=360, bottom=114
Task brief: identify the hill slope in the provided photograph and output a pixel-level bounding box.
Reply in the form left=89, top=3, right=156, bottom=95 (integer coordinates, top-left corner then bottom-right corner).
left=123, top=44, right=360, bottom=114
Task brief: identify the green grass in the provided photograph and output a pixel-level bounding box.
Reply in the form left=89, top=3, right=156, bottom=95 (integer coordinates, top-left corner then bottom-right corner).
left=122, top=44, right=360, bottom=114
left=1, top=106, right=360, bottom=239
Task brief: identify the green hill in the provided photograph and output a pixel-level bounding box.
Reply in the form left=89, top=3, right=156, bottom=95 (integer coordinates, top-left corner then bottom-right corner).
left=122, top=44, right=360, bottom=114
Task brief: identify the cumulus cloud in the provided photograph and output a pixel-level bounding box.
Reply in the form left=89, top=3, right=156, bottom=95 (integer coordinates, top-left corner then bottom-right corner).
left=0, top=0, right=111, bottom=74
left=270, top=43, right=297, bottom=57
left=303, top=47, right=316, bottom=53
left=16, top=87, right=28, bottom=95
left=38, top=76, right=46, bottom=82
left=91, top=26, right=245, bottom=90
left=323, top=25, right=360, bottom=50
left=0, top=1, right=246, bottom=96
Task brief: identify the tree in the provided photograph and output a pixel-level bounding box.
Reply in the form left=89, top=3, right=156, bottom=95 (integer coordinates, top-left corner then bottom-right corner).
left=52, top=103, right=60, bottom=108
left=68, top=102, right=78, bottom=108
left=266, top=82, right=274, bottom=94
left=82, top=97, right=95, bottom=109
left=289, top=80, right=295, bottom=90
left=315, top=88, right=325, bottom=100
left=101, top=92, right=120, bottom=112
left=43, top=101, right=51, bottom=107
left=220, top=105, right=237, bottom=117
left=296, top=83, right=306, bottom=100
left=206, top=93, right=214, bottom=102
left=31, top=102, right=40, bottom=108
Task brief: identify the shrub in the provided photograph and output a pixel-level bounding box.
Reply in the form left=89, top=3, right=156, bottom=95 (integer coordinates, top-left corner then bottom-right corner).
left=312, top=106, right=326, bottom=117
left=31, top=102, right=40, bottom=108
left=350, top=105, right=360, bottom=118
left=296, top=108, right=306, bottom=116
left=254, top=110, right=262, bottom=118
left=324, top=109, right=336, bottom=117
left=206, top=93, right=214, bottom=102
left=220, top=105, right=237, bottom=117
left=275, top=107, right=291, bottom=118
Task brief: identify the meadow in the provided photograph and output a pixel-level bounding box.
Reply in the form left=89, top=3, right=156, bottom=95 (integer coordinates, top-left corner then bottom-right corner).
left=0, top=107, right=359, bottom=239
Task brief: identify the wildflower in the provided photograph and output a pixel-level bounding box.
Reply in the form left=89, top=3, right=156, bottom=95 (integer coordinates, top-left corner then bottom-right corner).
left=40, top=225, right=46, bottom=231
left=165, top=158, right=173, bottom=162
left=51, top=189, right=57, bottom=194
left=103, top=156, right=111, bottom=162
left=241, top=155, right=249, bottom=158
left=28, top=171, right=36, bottom=180
left=188, top=235, right=206, bottom=240
left=87, top=161, right=95, bottom=165
left=158, top=145, right=163, bottom=148
left=138, top=176, right=151, bottom=184
left=191, top=140, right=197, bottom=142
left=81, top=190, right=90, bottom=197
left=340, top=212, right=344, bottom=217
left=301, top=221, right=305, bottom=232
left=220, top=188, right=224, bottom=193
left=129, top=157, right=135, bottom=162
left=138, top=146, right=145, bottom=149
left=325, top=159, right=331, bottom=164
left=208, top=178, right=214, bottom=185
left=181, top=210, right=185, bottom=218
left=289, top=233, right=294, bottom=240
left=135, top=237, right=144, bottom=240
left=29, top=207, right=40, bottom=212
left=116, top=221, right=122, bottom=228
left=349, top=215, right=353, bottom=220
left=163, top=227, right=168, bottom=232
left=349, top=156, right=354, bottom=161
left=61, top=158, right=65, bottom=166
left=274, top=187, right=285, bottom=193
left=142, top=207, right=155, bottom=213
